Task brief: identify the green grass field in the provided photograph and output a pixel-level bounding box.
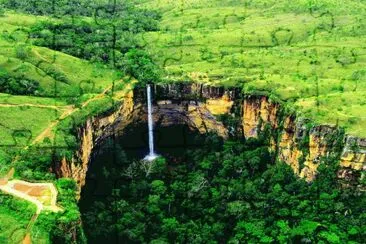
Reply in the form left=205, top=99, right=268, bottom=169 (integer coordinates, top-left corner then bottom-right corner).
left=138, top=0, right=366, bottom=136
left=0, top=106, right=61, bottom=146
left=0, top=192, right=36, bottom=243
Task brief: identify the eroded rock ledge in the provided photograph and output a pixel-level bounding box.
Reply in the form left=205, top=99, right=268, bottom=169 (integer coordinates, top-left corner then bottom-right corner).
left=55, top=83, right=365, bottom=194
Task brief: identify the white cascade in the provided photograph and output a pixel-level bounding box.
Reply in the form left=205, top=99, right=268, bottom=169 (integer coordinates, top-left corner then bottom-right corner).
left=144, top=84, right=158, bottom=161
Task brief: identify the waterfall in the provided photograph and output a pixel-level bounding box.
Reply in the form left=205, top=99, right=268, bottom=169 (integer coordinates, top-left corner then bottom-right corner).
left=144, top=84, right=158, bottom=161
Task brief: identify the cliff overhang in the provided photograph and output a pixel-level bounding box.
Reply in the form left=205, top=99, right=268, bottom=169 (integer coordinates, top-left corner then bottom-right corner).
left=54, top=83, right=366, bottom=194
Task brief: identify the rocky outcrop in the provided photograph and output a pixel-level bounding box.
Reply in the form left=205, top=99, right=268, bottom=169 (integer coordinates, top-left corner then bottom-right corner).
left=340, top=137, right=366, bottom=170
left=55, top=83, right=365, bottom=192
left=277, top=116, right=305, bottom=175
left=243, top=95, right=365, bottom=182
left=300, top=125, right=344, bottom=181
left=277, top=118, right=345, bottom=181
left=338, top=137, right=366, bottom=181
left=242, top=95, right=280, bottom=138
left=132, top=83, right=241, bottom=138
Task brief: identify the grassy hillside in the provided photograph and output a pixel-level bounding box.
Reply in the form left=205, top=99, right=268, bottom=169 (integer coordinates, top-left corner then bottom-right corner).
left=0, top=11, right=130, bottom=241
left=0, top=13, right=129, bottom=150
left=138, top=0, right=366, bottom=136
left=0, top=0, right=365, bottom=243
left=2, top=1, right=364, bottom=137
left=0, top=13, right=121, bottom=95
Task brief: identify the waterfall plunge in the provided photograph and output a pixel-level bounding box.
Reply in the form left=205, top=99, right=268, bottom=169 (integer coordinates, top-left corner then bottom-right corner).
left=144, top=84, right=158, bottom=161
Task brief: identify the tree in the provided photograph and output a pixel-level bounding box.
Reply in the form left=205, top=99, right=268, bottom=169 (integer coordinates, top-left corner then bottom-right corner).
left=122, top=49, right=162, bottom=86
left=351, top=69, right=366, bottom=92
left=151, top=180, right=167, bottom=195
left=15, top=44, right=30, bottom=60
left=161, top=217, right=180, bottom=240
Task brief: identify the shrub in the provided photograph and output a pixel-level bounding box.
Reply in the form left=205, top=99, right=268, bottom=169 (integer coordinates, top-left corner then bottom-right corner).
left=15, top=44, right=30, bottom=60
left=0, top=70, right=40, bottom=95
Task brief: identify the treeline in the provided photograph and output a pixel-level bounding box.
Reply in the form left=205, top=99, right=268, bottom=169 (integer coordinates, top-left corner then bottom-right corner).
left=1, top=0, right=161, bottom=20
left=2, top=0, right=93, bottom=16
left=29, top=15, right=159, bottom=68
left=0, top=67, right=41, bottom=95
left=3, top=0, right=162, bottom=85
left=81, top=134, right=366, bottom=243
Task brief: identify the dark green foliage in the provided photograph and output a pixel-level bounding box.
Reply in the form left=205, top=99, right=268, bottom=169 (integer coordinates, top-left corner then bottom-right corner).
left=51, top=178, right=86, bottom=244
left=15, top=44, right=31, bottom=60
left=2, top=0, right=161, bottom=23
left=0, top=68, right=40, bottom=95
left=4, top=0, right=162, bottom=85
left=216, top=113, right=241, bottom=138
left=0, top=192, right=36, bottom=219
left=30, top=179, right=87, bottom=244
left=0, top=192, right=36, bottom=242
left=13, top=147, right=55, bottom=181
left=80, top=134, right=366, bottom=243
left=30, top=20, right=132, bottom=65
left=122, top=49, right=162, bottom=85
left=24, top=2, right=160, bottom=61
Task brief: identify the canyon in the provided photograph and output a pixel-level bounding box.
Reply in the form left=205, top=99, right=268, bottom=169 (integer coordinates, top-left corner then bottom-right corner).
left=54, top=83, right=366, bottom=195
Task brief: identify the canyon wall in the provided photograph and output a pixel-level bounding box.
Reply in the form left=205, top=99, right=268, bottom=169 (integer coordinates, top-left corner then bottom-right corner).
left=132, top=83, right=242, bottom=138
left=240, top=95, right=365, bottom=183
left=56, top=83, right=365, bottom=193
left=55, top=91, right=135, bottom=193
left=55, top=84, right=241, bottom=194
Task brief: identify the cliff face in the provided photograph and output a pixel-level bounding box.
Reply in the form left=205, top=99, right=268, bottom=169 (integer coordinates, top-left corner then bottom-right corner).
left=242, top=96, right=279, bottom=138
left=56, top=83, right=365, bottom=193
left=56, top=84, right=241, bottom=194
left=276, top=117, right=343, bottom=181
left=277, top=116, right=304, bottom=175
left=56, top=91, right=135, bottom=195
left=339, top=137, right=366, bottom=181
left=300, top=125, right=344, bottom=180
left=241, top=95, right=365, bottom=182
left=132, top=83, right=241, bottom=138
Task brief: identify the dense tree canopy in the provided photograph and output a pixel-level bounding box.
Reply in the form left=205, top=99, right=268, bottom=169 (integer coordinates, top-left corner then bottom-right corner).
left=0, top=67, right=41, bottom=95
left=80, top=134, right=366, bottom=243
left=3, top=0, right=163, bottom=84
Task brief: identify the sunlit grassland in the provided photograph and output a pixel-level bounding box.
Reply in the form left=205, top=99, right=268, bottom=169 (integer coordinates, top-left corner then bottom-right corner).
left=139, top=0, right=366, bottom=136
left=0, top=0, right=365, bottom=138
left=0, top=106, right=62, bottom=146
left=0, top=12, right=127, bottom=151
left=0, top=13, right=120, bottom=97
left=0, top=93, right=68, bottom=106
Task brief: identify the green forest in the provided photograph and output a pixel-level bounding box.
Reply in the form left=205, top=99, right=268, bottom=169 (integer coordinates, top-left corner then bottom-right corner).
left=80, top=132, right=365, bottom=243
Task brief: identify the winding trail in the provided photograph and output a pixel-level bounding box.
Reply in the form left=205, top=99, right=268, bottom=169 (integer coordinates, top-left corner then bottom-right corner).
left=29, top=83, right=115, bottom=146
left=0, top=81, right=135, bottom=243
